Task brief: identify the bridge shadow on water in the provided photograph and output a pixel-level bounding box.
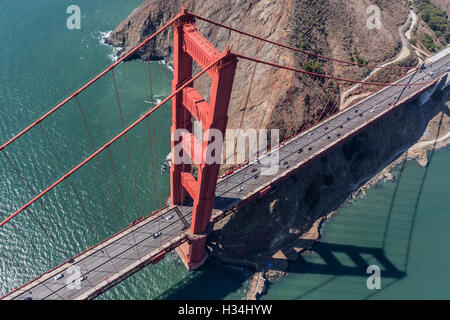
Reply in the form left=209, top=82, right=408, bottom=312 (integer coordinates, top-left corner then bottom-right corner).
left=280, top=242, right=405, bottom=279
left=260, top=104, right=447, bottom=300
left=263, top=242, right=406, bottom=300
left=153, top=93, right=447, bottom=300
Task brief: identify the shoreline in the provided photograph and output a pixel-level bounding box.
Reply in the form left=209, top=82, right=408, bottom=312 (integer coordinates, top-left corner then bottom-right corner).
left=238, top=89, right=450, bottom=300
left=240, top=141, right=450, bottom=300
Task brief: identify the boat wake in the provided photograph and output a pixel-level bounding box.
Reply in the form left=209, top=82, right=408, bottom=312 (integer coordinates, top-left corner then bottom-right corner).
left=161, top=153, right=171, bottom=173
left=144, top=97, right=163, bottom=106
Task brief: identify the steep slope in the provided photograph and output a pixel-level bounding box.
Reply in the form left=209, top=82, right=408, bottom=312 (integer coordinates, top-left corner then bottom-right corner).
left=107, top=0, right=412, bottom=141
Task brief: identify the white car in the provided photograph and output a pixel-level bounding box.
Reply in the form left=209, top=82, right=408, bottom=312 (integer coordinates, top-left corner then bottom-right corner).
left=166, top=214, right=174, bottom=221
left=54, top=273, right=64, bottom=281
left=80, top=275, right=87, bottom=282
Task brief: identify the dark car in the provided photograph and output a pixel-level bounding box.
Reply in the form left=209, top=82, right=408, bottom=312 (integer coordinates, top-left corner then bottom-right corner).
left=153, top=232, right=162, bottom=239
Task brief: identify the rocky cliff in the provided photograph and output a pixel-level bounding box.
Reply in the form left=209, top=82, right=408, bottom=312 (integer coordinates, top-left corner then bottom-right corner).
left=107, top=0, right=412, bottom=140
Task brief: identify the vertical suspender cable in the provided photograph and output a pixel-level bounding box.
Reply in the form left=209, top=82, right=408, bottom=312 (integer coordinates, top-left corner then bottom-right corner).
left=147, top=62, right=163, bottom=208
left=146, top=44, right=163, bottom=209
left=256, top=46, right=281, bottom=131
left=146, top=117, right=159, bottom=207
left=211, top=23, right=218, bottom=47
left=0, top=252, right=65, bottom=300
left=317, top=81, right=339, bottom=122
left=111, top=69, right=144, bottom=219
left=299, top=58, right=327, bottom=132
left=238, top=62, right=258, bottom=186
left=106, top=146, right=141, bottom=260
left=39, top=123, right=100, bottom=243
left=75, top=96, right=123, bottom=229
left=221, top=63, right=255, bottom=201
left=2, top=150, right=69, bottom=253
left=152, top=114, right=162, bottom=208
left=9, top=222, right=49, bottom=268
left=310, top=76, right=331, bottom=122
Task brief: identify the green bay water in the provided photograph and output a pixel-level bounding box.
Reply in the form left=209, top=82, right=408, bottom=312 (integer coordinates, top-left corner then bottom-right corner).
left=262, top=148, right=450, bottom=300
left=0, top=0, right=448, bottom=300
left=0, top=0, right=250, bottom=299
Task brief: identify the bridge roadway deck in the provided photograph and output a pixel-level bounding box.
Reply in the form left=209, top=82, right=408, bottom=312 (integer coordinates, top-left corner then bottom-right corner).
left=3, top=47, right=449, bottom=300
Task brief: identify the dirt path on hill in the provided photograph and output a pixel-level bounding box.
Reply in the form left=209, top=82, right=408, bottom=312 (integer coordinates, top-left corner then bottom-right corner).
left=340, top=9, right=417, bottom=110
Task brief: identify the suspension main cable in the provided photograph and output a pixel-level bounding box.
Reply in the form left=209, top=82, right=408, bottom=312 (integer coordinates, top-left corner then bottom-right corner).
left=0, top=56, right=222, bottom=228
left=0, top=14, right=180, bottom=152
left=192, top=13, right=418, bottom=70
left=234, top=53, right=432, bottom=87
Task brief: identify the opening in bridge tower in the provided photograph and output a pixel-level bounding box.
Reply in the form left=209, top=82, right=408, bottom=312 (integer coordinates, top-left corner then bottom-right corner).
left=170, top=6, right=238, bottom=270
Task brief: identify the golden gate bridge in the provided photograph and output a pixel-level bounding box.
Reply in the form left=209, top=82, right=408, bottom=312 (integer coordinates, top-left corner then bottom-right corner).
left=1, top=6, right=447, bottom=299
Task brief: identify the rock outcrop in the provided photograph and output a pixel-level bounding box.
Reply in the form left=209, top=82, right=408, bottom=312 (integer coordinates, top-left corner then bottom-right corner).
left=107, top=0, right=412, bottom=141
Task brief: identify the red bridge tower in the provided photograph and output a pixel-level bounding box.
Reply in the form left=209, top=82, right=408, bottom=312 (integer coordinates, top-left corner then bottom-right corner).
left=170, top=7, right=237, bottom=270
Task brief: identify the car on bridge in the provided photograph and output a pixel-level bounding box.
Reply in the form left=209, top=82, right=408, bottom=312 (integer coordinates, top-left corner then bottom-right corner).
left=54, top=273, right=64, bottom=281
left=153, top=232, right=162, bottom=239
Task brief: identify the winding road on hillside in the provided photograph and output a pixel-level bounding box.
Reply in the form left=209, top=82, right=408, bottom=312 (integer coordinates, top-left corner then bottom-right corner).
left=340, top=8, right=421, bottom=110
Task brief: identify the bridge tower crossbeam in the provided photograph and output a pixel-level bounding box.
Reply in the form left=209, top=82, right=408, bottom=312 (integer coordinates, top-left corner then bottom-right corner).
left=170, top=7, right=237, bottom=270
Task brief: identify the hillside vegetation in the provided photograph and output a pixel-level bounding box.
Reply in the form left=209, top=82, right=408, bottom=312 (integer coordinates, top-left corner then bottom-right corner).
left=414, top=0, right=450, bottom=52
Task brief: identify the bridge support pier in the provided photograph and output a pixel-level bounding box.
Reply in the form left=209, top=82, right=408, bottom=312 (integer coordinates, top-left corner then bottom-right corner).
left=175, top=234, right=208, bottom=270
left=170, top=7, right=237, bottom=270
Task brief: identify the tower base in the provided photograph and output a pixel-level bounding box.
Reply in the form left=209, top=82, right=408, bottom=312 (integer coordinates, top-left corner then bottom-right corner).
left=176, top=235, right=208, bottom=270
